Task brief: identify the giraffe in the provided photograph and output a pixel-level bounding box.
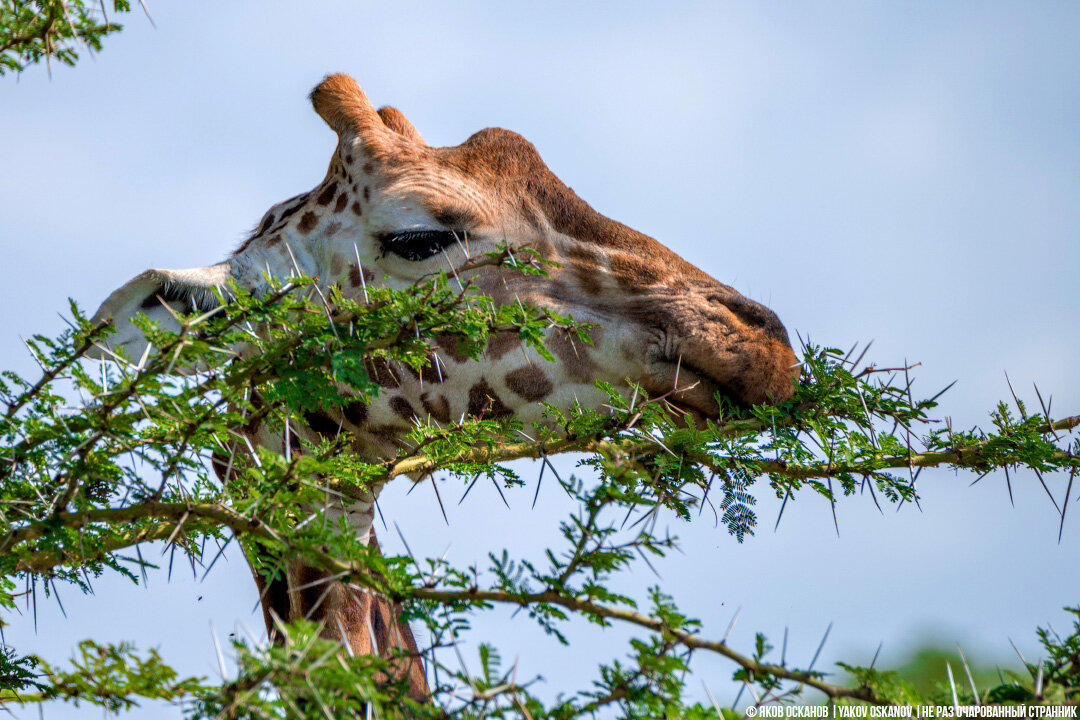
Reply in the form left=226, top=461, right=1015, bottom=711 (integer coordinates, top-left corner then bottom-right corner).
left=88, top=73, right=799, bottom=703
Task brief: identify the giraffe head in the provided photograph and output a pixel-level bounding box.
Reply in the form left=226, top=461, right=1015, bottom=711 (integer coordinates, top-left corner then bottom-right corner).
left=90, top=74, right=798, bottom=448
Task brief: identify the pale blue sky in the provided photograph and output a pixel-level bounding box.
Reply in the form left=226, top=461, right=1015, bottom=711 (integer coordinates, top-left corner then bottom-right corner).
left=2, top=2, right=1079, bottom=717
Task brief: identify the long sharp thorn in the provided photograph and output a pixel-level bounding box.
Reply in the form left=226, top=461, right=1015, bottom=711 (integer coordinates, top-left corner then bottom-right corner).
left=211, top=623, right=228, bottom=679
left=394, top=522, right=419, bottom=571
left=957, top=644, right=980, bottom=705
left=866, top=476, right=883, bottom=515
left=842, top=340, right=859, bottom=365
left=490, top=474, right=510, bottom=510
left=969, top=469, right=992, bottom=487
left=781, top=627, right=789, bottom=667
left=135, top=543, right=149, bottom=586
left=1004, top=371, right=1024, bottom=416
left=458, top=471, right=481, bottom=505
left=1033, top=383, right=1060, bottom=441
left=636, top=546, right=661, bottom=578
left=374, top=496, right=387, bottom=530
left=431, top=475, right=449, bottom=525
left=1007, top=638, right=1028, bottom=669
left=49, top=577, right=66, bottom=619
left=850, top=339, right=874, bottom=373
left=699, top=472, right=715, bottom=517
left=774, top=488, right=791, bottom=532
left=1058, top=470, right=1074, bottom=544
left=808, top=622, right=833, bottom=671
left=731, top=682, right=746, bottom=710
left=722, top=606, right=742, bottom=644
left=531, top=459, right=546, bottom=509
left=947, top=662, right=959, bottom=711
left=870, top=640, right=883, bottom=669
left=1033, top=469, right=1061, bottom=514
left=200, top=534, right=234, bottom=582
left=702, top=682, right=723, bottom=717
left=1004, top=466, right=1015, bottom=508
left=929, top=379, right=958, bottom=404
left=827, top=476, right=840, bottom=537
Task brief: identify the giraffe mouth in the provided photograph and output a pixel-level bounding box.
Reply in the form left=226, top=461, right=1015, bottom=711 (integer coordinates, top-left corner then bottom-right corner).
left=640, top=362, right=724, bottom=424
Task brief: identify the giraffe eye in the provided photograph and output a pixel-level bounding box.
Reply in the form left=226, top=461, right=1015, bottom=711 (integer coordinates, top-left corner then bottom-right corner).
left=377, top=230, right=458, bottom=262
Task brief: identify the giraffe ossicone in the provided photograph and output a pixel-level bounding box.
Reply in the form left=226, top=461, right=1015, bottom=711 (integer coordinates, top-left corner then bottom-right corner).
left=88, top=73, right=799, bottom=701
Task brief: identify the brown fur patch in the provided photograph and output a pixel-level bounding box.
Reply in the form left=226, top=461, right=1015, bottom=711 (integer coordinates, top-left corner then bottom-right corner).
left=435, top=333, right=471, bottom=363
left=504, top=365, right=553, bottom=402
left=363, top=162, right=374, bottom=175
left=484, top=331, right=521, bottom=360
left=610, top=253, right=664, bottom=288
left=298, top=211, right=318, bottom=234
left=347, top=263, right=374, bottom=288
left=316, top=183, right=338, bottom=206
left=564, top=244, right=600, bottom=264
left=572, top=262, right=605, bottom=295
left=428, top=203, right=480, bottom=231
left=345, top=153, right=353, bottom=164
left=389, top=396, right=417, bottom=421
left=546, top=329, right=597, bottom=382
left=303, top=410, right=341, bottom=438
left=351, top=201, right=363, bottom=216
left=257, top=213, right=275, bottom=235
left=266, top=234, right=283, bottom=247
left=334, top=193, right=348, bottom=213
left=342, top=400, right=368, bottom=427
left=420, top=393, right=451, bottom=424
left=365, top=358, right=403, bottom=388
left=467, top=378, right=513, bottom=419
left=363, top=186, right=371, bottom=202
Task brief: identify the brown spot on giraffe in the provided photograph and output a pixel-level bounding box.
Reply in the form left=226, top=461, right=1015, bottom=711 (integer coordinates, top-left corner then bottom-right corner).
left=484, top=331, right=522, bottom=361
left=303, top=410, right=342, bottom=438
left=467, top=378, right=513, bottom=419
left=334, top=193, right=348, bottom=213
left=347, top=263, right=373, bottom=288
left=351, top=201, right=363, bottom=216
left=420, top=393, right=451, bottom=424
left=504, top=365, right=554, bottom=402
left=257, top=213, right=275, bottom=235
left=363, top=162, right=374, bottom=175
left=434, top=333, right=472, bottom=363
left=316, top=182, right=338, bottom=206
left=298, top=211, right=318, bottom=234
left=341, top=400, right=369, bottom=427
left=389, top=396, right=416, bottom=421
left=363, top=186, right=370, bottom=202
left=546, top=328, right=598, bottom=382
left=365, top=358, right=402, bottom=389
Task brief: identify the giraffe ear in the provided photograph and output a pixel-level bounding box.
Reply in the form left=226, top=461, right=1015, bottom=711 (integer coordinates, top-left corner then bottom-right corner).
left=377, top=106, right=426, bottom=145
left=85, top=263, right=232, bottom=370
left=310, top=74, right=402, bottom=150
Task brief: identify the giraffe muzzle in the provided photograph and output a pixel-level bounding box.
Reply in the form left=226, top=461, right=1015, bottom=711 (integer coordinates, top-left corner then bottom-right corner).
left=639, top=289, right=800, bottom=415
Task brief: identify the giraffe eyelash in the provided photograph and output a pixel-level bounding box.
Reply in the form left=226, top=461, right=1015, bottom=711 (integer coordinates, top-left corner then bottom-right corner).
left=376, top=230, right=460, bottom=262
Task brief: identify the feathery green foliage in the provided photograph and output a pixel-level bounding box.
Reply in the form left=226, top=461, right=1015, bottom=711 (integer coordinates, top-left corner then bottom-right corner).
left=1, top=253, right=1078, bottom=717
left=0, top=0, right=136, bottom=76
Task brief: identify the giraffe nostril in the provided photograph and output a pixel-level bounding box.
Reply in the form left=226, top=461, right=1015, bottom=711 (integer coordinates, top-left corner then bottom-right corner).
left=709, top=292, right=792, bottom=347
